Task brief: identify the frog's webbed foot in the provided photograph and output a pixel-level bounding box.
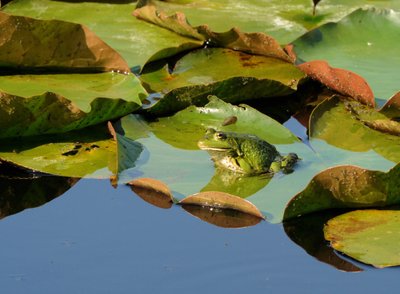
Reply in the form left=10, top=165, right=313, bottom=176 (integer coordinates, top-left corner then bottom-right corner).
left=281, top=153, right=300, bottom=174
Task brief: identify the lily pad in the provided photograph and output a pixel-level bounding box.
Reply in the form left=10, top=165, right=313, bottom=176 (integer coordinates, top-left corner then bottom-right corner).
left=2, top=0, right=203, bottom=68
left=309, top=96, right=400, bottom=163
left=128, top=178, right=174, bottom=209
left=0, top=124, right=143, bottom=179
left=324, top=209, right=400, bottom=268
left=134, top=2, right=293, bottom=62
left=148, top=96, right=299, bottom=150
left=0, top=72, right=146, bottom=138
left=179, top=191, right=264, bottom=219
left=298, top=60, right=375, bottom=106
left=291, top=8, right=400, bottom=101
left=141, top=48, right=305, bottom=116
left=0, top=11, right=129, bottom=73
left=284, top=162, right=400, bottom=220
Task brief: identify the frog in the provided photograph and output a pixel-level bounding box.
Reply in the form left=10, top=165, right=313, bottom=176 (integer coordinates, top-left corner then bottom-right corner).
left=198, top=128, right=299, bottom=175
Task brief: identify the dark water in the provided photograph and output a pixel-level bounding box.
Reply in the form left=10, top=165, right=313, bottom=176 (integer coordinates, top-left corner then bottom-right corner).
left=0, top=178, right=399, bottom=294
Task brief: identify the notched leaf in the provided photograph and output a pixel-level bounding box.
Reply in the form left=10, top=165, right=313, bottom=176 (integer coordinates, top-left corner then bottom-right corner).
left=298, top=60, right=375, bottom=107
left=128, top=178, right=173, bottom=209
left=179, top=191, right=264, bottom=219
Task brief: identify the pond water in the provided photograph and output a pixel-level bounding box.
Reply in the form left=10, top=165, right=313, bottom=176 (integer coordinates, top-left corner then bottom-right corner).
left=1, top=178, right=399, bottom=294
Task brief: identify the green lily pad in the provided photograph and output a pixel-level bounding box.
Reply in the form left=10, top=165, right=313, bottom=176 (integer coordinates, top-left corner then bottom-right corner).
left=141, top=48, right=305, bottom=116
left=134, top=3, right=293, bottom=62
left=309, top=96, right=400, bottom=163
left=2, top=0, right=203, bottom=68
left=148, top=96, right=299, bottom=149
left=284, top=162, right=400, bottom=220
left=0, top=72, right=146, bottom=138
left=139, top=0, right=400, bottom=45
left=0, top=11, right=130, bottom=73
left=0, top=124, right=143, bottom=179
left=324, top=209, right=400, bottom=268
left=291, top=8, right=400, bottom=101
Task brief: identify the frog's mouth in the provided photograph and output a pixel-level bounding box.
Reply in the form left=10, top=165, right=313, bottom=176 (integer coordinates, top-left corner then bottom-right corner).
left=197, top=141, right=231, bottom=152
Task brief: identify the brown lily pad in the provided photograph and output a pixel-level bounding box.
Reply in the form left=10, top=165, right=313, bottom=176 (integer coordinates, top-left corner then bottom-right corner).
left=0, top=12, right=130, bottom=73
left=181, top=204, right=262, bottom=228
left=128, top=178, right=174, bottom=209
left=179, top=191, right=264, bottom=219
left=298, top=60, right=375, bottom=107
left=133, top=3, right=293, bottom=63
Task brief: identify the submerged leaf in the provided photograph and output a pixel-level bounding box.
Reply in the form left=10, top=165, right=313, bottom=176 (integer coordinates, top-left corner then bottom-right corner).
left=0, top=12, right=129, bottom=73
left=324, top=209, right=400, bottom=268
left=179, top=191, right=264, bottom=219
left=141, top=48, right=305, bottom=116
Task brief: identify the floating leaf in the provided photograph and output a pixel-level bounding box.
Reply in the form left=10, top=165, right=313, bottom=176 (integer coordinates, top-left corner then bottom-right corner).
left=291, top=8, right=400, bottom=101
left=181, top=204, right=262, bottom=228
left=128, top=177, right=173, bottom=209
left=2, top=0, right=203, bottom=68
left=148, top=96, right=299, bottom=150
left=141, top=48, right=305, bottom=116
left=0, top=12, right=129, bottom=73
left=0, top=73, right=146, bottom=138
left=298, top=60, right=375, bottom=106
left=284, top=163, right=400, bottom=220
left=310, top=96, right=400, bottom=162
left=0, top=123, right=143, bottom=179
left=133, top=3, right=293, bottom=62
left=179, top=191, right=264, bottom=219
left=324, top=209, right=400, bottom=268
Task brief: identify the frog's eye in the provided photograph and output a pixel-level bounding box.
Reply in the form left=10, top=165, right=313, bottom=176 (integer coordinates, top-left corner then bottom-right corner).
left=215, top=132, right=227, bottom=140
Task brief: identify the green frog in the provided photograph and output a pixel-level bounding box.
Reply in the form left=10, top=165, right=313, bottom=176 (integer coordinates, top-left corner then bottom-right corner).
left=198, top=128, right=299, bottom=175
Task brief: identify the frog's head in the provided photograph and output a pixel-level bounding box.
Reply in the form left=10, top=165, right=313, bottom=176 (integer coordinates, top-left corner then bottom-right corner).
left=197, top=128, right=239, bottom=153
left=198, top=128, right=280, bottom=174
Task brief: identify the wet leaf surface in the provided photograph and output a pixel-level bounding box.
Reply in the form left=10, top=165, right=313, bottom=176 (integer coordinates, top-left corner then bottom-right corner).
left=324, top=209, right=400, bottom=268
left=0, top=11, right=129, bottom=73
left=141, top=48, right=305, bottom=116
left=0, top=73, right=146, bottom=138
left=284, top=163, right=400, bottom=220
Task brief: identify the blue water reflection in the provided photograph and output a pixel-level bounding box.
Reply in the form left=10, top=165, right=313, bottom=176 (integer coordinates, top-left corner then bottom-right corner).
left=0, top=179, right=398, bottom=294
